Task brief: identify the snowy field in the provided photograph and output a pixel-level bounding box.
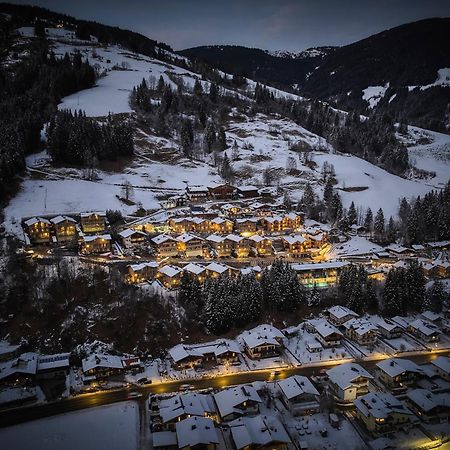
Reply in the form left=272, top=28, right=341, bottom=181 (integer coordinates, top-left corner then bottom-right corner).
left=0, top=402, right=139, bottom=450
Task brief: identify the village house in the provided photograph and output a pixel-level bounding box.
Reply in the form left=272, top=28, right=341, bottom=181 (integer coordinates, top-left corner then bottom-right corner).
left=406, top=389, right=450, bottom=423
left=190, top=217, right=211, bottom=234
left=80, top=211, right=106, bottom=234
left=168, top=340, right=241, bottom=370
left=156, top=265, right=183, bottom=288
left=261, top=215, right=283, bottom=233
left=249, top=235, right=273, bottom=256
left=234, top=217, right=259, bottom=235
left=36, top=353, right=70, bottom=380
left=306, top=231, right=328, bottom=249
left=118, top=228, right=147, bottom=250
left=168, top=217, right=192, bottom=234
left=327, top=305, right=359, bottom=326
left=376, top=358, right=424, bottom=390
left=155, top=393, right=217, bottom=430
left=186, top=185, right=209, bottom=203
left=151, top=234, right=178, bottom=258
left=214, top=384, right=262, bottom=420
left=375, top=318, right=403, bottom=339
left=50, top=215, right=77, bottom=242
left=80, top=234, right=112, bottom=254
left=326, top=362, right=373, bottom=403
left=229, top=415, right=291, bottom=450
left=277, top=375, right=320, bottom=415
left=281, top=234, right=308, bottom=257
left=176, top=233, right=204, bottom=258
left=182, top=263, right=207, bottom=283
left=221, top=203, right=241, bottom=216
left=241, top=324, right=284, bottom=359
left=175, top=416, right=219, bottom=450
left=281, top=212, right=302, bottom=231
left=291, top=261, right=350, bottom=288
left=224, top=234, right=251, bottom=258
left=207, top=183, right=236, bottom=200
left=127, top=262, right=159, bottom=283
left=24, top=217, right=51, bottom=244
left=249, top=201, right=275, bottom=216
left=209, top=217, right=234, bottom=234
left=205, top=262, right=239, bottom=279
left=431, top=356, right=450, bottom=381
left=236, top=185, right=260, bottom=199
left=81, top=353, right=124, bottom=382
left=408, top=318, right=440, bottom=342
left=343, top=318, right=378, bottom=346
left=421, top=310, right=443, bottom=324
left=0, top=353, right=38, bottom=385
left=313, top=321, right=343, bottom=347
left=354, top=392, right=415, bottom=437
left=206, top=234, right=233, bottom=258
left=0, top=341, right=21, bottom=362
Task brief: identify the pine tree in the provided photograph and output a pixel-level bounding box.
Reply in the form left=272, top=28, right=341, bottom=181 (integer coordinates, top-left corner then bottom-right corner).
left=193, top=79, right=203, bottom=96
left=231, top=140, right=239, bottom=160
left=179, top=119, right=194, bottom=158
left=374, top=208, right=385, bottom=242
left=323, top=176, right=334, bottom=205
left=217, top=127, right=227, bottom=151
left=382, top=268, right=407, bottom=316
left=425, top=280, right=446, bottom=313
left=405, top=260, right=426, bottom=312
left=220, top=153, right=233, bottom=182
left=308, top=284, right=321, bottom=307
left=209, top=83, right=219, bottom=102
left=386, top=217, right=397, bottom=243
left=364, top=208, right=373, bottom=232
left=347, top=201, right=357, bottom=225
left=203, top=120, right=216, bottom=153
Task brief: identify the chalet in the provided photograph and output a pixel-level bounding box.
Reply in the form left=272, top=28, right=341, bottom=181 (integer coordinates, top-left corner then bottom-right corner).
left=229, top=415, right=291, bottom=450
left=261, top=215, right=283, bottom=233
left=206, top=234, right=233, bottom=258
left=155, top=393, right=217, bottom=430
left=221, top=203, right=241, bottom=216
left=214, top=384, right=262, bottom=420
left=249, top=235, right=273, bottom=256
left=188, top=217, right=210, bottom=234
left=406, top=389, right=450, bottom=423
left=24, top=217, right=51, bottom=244
left=183, top=263, right=207, bottom=283
left=186, top=185, right=209, bottom=203
left=314, top=321, right=342, bottom=347
left=50, top=216, right=77, bottom=242
left=327, top=305, right=359, bottom=326
left=36, top=353, right=70, bottom=380
left=408, top=319, right=440, bottom=342
left=277, top=375, right=320, bottom=415
left=156, top=265, right=183, bottom=288
left=354, top=392, right=415, bottom=436
left=431, top=356, right=450, bottom=381
left=434, top=260, right=450, bottom=278
left=291, top=261, right=350, bottom=288
left=306, top=232, right=328, bottom=249
left=376, top=358, right=424, bottom=390
left=224, top=234, right=251, bottom=258
left=127, top=262, right=159, bottom=283
left=151, top=234, right=178, bottom=258
left=281, top=212, right=302, bottom=231
left=343, top=318, right=378, bottom=346
left=234, top=217, right=259, bottom=235
left=81, top=353, right=124, bottom=382
left=175, top=417, right=219, bottom=450
left=80, top=234, right=111, bottom=254
left=160, top=194, right=185, bottom=209
left=236, top=185, right=259, bottom=199
left=375, top=318, right=403, bottom=339
left=209, top=217, right=234, bottom=234
left=0, top=353, right=38, bottom=384
left=249, top=201, right=275, bottom=216
left=241, top=324, right=284, bottom=359
left=169, top=340, right=241, bottom=370
left=80, top=211, right=106, bottom=234
left=118, top=228, right=147, bottom=249
left=421, top=310, right=443, bottom=324
left=176, top=233, right=204, bottom=257
left=240, top=266, right=263, bottom=279
left=207, top=183, right=236, bottom=200
left=205, top=262, right=238, bottom=279
left=281, top=234, right=307, bottom=257
left=327, top=363, right=373, bottom=402
left=168, top=217, right=192, bottom=233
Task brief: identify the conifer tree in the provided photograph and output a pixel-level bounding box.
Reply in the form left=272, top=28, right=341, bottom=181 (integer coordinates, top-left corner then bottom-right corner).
left=347, top=201, right=357, bottom=225
left=364, top=208, right=373, bottom=232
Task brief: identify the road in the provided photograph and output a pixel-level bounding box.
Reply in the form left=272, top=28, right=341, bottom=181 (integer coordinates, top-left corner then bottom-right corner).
left=0, top=350, right=447, bottom=428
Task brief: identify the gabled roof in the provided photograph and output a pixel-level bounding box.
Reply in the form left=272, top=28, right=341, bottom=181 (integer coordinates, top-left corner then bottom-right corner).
left=50, top=215, right=76, bottom=224
left=431, top=356, right=450, bottom=375
left=183, top=263, right=206, bottom=275
left=327, top=305, right=358, bottom=320
left=176, top=233, right=203, bottom=243
left=314, top=321, right=342, bottom=339
left=158, top=265, right=182, bottom=278
left=24, top=217, right=50, bottom=226
left=205, top=262, right=230, bottom=274
left=80, top=211, right=106, bottom=218
left=82, top=234, right=111, bottom=242
left=0, top=353, right=38, bottom=380
left=281, top=234, right=306, bottom=245
left=327, top=363, right=373, bottom=390
left=151, top=234, right=175, bottom=245
left=175, top=416, right=219, bottom=448
left=241, top=324, right=284, bottom=349
left=159, top=393, right=215, bottom=423
left=409, top=318, right=440, bottom=336
left=128, top=261, right=159, bottom=272
left=354, top=392, right=413, bottom=419
left=277, top=375, right=319, bottom=400
left=406, top=389, right=450, bottom=413
left=210, top=217, right=233, bottom=225
left=206, top=234, right=225, bottom=243
left=229, top=415, right=291, bottom=449
left=118, top=228, right=146, bottom=238
left=376, top=358, right=423, bottom=378
left=225, top=234, right=244, bottom=243
left=82, top=353, right=123, bottom=373
left=214, top=385, right=262, bottom=418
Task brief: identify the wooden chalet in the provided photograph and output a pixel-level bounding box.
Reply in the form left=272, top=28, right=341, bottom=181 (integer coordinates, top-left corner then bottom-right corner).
left=207, top=183, right=236, bottom=200
left=80, top=211, right=106, bottom=234
left=50, top=216, right=77, bottom=242
left=118, top=228, right=147, bottom=249
left=151, top=234, right=178, bottom=258
left=80, top=234, right=112, bottom=254
left=24, top=217, right=51, bottom=244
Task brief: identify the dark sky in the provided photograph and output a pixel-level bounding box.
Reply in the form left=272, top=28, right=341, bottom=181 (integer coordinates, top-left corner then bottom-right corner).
left=8, top=0, right=450, bottom=51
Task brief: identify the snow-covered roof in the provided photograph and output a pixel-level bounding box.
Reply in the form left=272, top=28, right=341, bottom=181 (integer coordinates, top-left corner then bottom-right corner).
left=152, top=431, right=177, bottom=448
left=237, top=185, right=259, bottom=192
left=406, top=389, right=450, bottom=413
left=151, top=234, right=175, bottom=245
left=327, top=363, right=373, bottom=390
left=431, top=356, right=450, bottom=375
left=409, top=318, right=440, bottom=336
left=376, top=358, right=423, bottom=378
left=376, top=318, right=402, bottom=332
left=277, top=375, right=319, bottom=400
left=354, top=392, right=413, bottom=419
left=118, top=228, right=146, bottom=238
left=214, top=385, right=262, bottom=418
left=314, top=321, right=342, bottom=339
left=176, top=233, right=203, bottom=243
left=82, top=234, right=111, bottom=242
left=0, top=353, right=38, bottom=380
left=187, top=185, right=209, bottom=193
left=385, top=244, right=410, bottom=254
left=205, top=262, right=230, bottom=274
left=169, top=339, right=241, bottom=363
left=50, top=215, right=76, bottom=224
left=291, top=261, right=350, bottom=272
left=129, top=261, right=159, bottom=272
left=175, top=417, right=219, bottom=448
left=24, top=217, right=50, bottom=226
left=421, top=310, right=442, bottom=322
left=82, top=353, right=123, bottom=373
left=264, top=215, right=283, bottom=224
left=240, top=324, right=284, bottom=350
left=281, top=234, right=306, bottom=245
left=183, top=263, right=206, bottom=275
left=240, top=266, right=262, bottom=276
left=249, top=235, right=270, bottom=243
left=0, top=387, right=37, bottom=405
left=0, top=341, right=21, bottom=356
left=235, top=217, right=259, bottom=223
left=327, top=305, right=358, bottom=320
left=210, top=217, right=232, bottom=224
left=159, top=393, right=215, bottom=423
left=158, top=265, right=182, bottom=278
left=80, top=211, right=106, bottom=218
left=225, top=234, right=244, bottom=243
left=206, top=234, right=225, bottom=243
left=229, top=415, right=291, bottom=449
left=37, top=353, right=70, bottom=372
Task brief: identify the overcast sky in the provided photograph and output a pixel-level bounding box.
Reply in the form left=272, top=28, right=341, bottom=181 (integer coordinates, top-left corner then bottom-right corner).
left=9, top=0, right=450, bottom=51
